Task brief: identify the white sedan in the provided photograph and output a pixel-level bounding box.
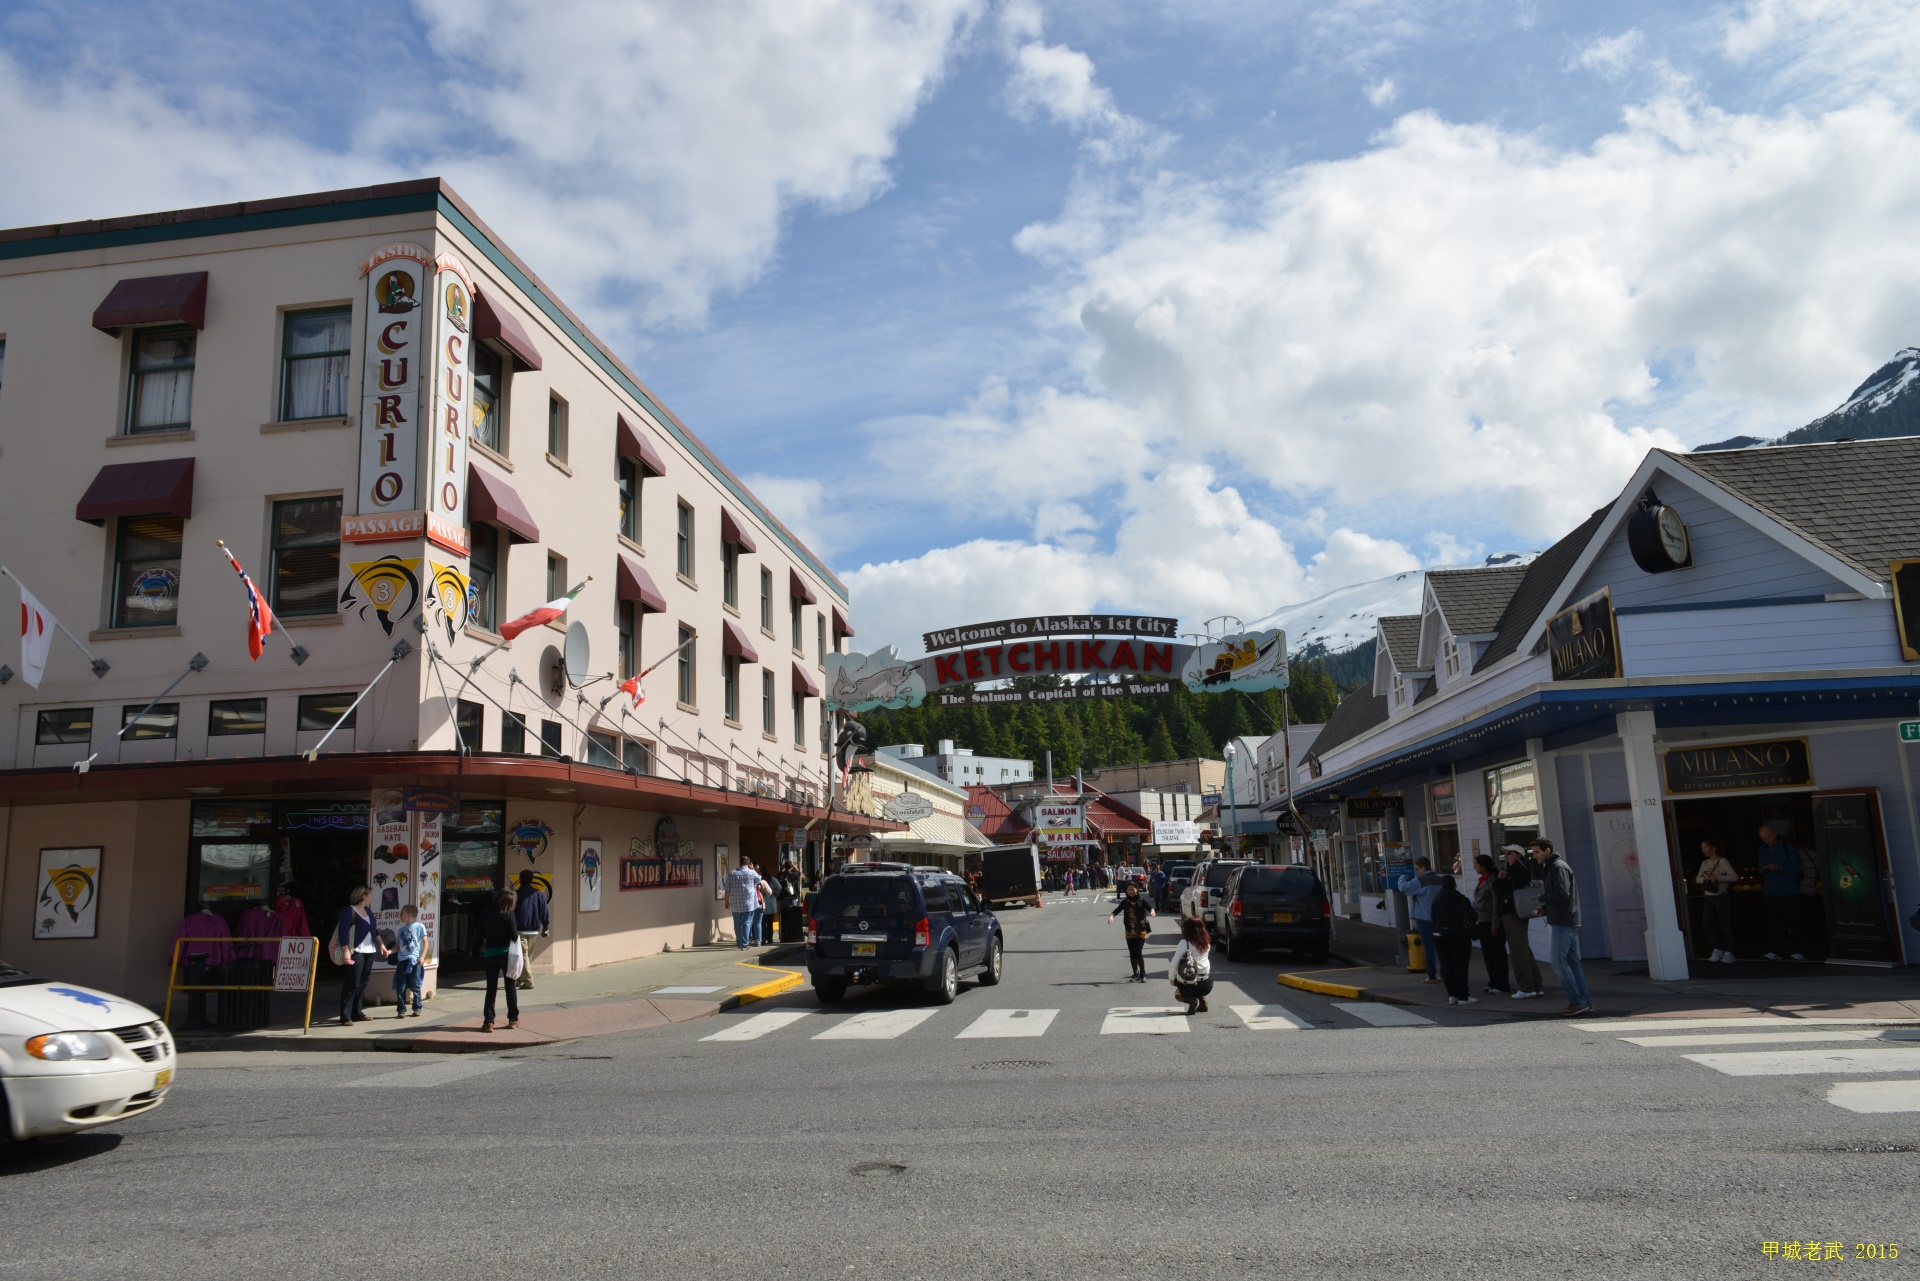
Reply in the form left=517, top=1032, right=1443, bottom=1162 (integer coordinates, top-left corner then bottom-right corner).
left=0, top=960, right=175, bottom=1141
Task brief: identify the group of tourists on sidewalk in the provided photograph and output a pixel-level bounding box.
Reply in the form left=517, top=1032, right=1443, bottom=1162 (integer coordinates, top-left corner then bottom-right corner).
left=724, top=854, right=803, bottom=949
left=1399, top=838, right=1593, bottom=1017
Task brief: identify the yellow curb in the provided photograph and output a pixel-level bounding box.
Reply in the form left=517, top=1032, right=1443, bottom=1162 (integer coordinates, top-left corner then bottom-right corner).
left=728, top=961, right=805, bottom=1006
left=1278, top=973, right=1366, bottom=1000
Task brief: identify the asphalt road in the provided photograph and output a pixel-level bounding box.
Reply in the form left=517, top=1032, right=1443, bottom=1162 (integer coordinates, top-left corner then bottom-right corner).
left=6, top=893, right=1918, bottom=1280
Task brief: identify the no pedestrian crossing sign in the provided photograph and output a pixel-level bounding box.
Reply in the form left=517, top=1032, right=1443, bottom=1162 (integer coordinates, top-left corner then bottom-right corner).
left=1899, top=720, right=1920, bottom=743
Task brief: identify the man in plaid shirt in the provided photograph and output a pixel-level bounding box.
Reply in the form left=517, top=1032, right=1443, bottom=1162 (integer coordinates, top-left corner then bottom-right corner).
left=726, top=854, right=766, bottom=950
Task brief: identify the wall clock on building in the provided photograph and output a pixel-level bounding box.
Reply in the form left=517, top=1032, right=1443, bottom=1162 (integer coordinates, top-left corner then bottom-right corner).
left=1627, top=494, right=1692, bottom=573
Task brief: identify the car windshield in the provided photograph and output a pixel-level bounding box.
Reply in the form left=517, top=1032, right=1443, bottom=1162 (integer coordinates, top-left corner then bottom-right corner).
left=1237, top=868, right=1320, bottom=897
left=813, top=876, right=919, bottom=920
left=1165, top=864, right=1194, bottom=878
left=1202, top=862, right=1245, bottom=888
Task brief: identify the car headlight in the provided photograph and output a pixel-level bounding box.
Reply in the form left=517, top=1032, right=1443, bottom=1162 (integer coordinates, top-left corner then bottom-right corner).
left=25, top=1031, right=113, bottom=1062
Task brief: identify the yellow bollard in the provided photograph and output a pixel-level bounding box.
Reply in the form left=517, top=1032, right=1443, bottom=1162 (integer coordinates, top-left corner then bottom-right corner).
left=1405, top=932, right=1426, bottom=973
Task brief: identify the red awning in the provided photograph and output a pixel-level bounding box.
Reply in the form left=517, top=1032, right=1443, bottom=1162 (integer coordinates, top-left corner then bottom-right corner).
left=789, top=568, right=817, bottom=605
left=92, top=272, right=209, bottom=335
left=719, top=507, right=757, bottom=553
left=832, top=606, right=855, bottom=639
left=722, top=619, right=759, bottom=663
left=75, top=458, right=195, bottom=525
left=792, top=661, right=821, bottom=698
left=468, top=464, right=540, bottom=544
left=616, top=554, right=667, bottom=614
left=615, top=413, right=667, bottom=478
left=473, top=288, right=544, bottom=371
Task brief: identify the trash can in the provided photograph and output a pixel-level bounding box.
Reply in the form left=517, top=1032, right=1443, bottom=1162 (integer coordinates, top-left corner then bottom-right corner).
left=1405, top=932, right=1426, bottom=974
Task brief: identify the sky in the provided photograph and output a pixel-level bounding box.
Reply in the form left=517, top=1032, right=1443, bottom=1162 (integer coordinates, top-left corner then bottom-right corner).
left=5, top=0, right=1919, bottom=653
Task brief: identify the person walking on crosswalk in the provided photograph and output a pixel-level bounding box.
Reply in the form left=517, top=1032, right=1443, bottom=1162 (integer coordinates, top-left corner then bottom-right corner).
left=1168, top=916, right=1214, bottom=1015
left=1109, top=881, right=1156, bottom=982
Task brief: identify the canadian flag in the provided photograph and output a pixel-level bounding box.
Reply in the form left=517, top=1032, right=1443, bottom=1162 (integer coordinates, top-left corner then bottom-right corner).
left=18, top=582, right=54, bottom=688
left=499, top=582, right=585, bottom=641
left=619, top=674, right=646, bottom=709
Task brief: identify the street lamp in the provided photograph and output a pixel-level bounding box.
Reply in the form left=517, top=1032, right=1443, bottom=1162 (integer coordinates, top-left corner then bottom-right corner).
left=1223, top=740, right=1238, bottom=851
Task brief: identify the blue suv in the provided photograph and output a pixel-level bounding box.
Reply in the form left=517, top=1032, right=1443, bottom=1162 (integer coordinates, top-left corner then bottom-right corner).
left=806, top=868, right=1003, bottom=1004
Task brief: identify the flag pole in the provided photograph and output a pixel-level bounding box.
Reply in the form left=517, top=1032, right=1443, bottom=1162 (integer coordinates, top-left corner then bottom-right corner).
left=215, top=540, right=309, bottom=665
left=75, top=652, right=208, bottom=773
left=0, top=565, right=110, bottom=678
left=305, top=639, right=412, bottom=760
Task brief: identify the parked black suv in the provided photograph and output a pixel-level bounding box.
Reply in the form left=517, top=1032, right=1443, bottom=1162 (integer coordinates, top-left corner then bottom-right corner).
left=1220, top=863, right=1331, bottom=962
left=806, top=870, right=1003, bottom=1004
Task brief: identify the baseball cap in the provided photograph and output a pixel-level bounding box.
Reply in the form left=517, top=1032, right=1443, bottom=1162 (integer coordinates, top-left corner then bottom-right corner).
left=1500, top=844, right=1527, bottom=855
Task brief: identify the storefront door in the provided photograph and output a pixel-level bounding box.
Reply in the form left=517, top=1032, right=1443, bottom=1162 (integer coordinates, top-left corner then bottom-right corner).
left=1668, top=792, right=1826, bottom=961
left=1429, top=825, right=1461, bottom=876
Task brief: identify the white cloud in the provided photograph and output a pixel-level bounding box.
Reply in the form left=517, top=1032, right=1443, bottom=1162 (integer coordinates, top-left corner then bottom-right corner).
left=741, top=474, right=834, bottom=561
left=1723, top=0, right=1920, bottom=108
left=0, top=0, right=978, bottom=331
left=1572, top=29, right=1645, bottom=79
left=844, top=16, right=1920, bottom=651
left=1365, top=77, right=1397, bottom=107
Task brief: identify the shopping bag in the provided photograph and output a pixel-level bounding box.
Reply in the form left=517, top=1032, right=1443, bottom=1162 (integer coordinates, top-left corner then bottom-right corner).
left=505, top=936, right=525, bottom=980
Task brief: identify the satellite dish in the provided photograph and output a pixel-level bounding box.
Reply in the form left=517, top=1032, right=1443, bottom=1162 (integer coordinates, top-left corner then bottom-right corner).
left=539, top=645, right=564, bottom=702
left=564, top=621, right=592, bottom=688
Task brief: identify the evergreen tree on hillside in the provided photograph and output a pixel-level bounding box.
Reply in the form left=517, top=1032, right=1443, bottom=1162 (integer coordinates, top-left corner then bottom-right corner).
left=1145, top=714, right=1178, bottom=763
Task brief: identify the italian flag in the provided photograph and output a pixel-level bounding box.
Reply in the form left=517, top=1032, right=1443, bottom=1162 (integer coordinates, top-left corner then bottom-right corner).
left=499, top=582, right=586, bottom=641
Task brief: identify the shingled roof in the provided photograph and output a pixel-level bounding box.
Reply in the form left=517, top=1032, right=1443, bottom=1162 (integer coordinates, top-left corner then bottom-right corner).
left=1305, top=686, right=1390, bottom=760
left=1378, top=615, right=1425, bottom=674
left=1665, top=437, right=1920, bottom=584
left=1476, top=504, right=1612, bottom=668
left=1427, top=564, right=1529, bottom=636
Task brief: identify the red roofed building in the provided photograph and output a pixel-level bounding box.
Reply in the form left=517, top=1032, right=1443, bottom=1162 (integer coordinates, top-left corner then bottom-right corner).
left=964, top=782, right=1150, bottom=865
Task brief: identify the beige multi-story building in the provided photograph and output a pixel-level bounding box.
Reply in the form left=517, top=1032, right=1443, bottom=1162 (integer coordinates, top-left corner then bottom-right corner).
left=0, top=178, right=893, bottom=1006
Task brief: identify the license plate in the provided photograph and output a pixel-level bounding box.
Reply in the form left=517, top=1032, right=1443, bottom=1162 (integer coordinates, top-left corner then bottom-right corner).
left=1272, top=912, right=1294, bottom=923
left=153, top=1068, right=173, bottom=1092
left=852, top=943, right=876, bottom=957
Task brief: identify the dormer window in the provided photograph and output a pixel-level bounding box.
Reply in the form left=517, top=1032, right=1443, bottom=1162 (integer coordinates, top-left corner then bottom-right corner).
left=1443, top=635, right=1462, bottom=680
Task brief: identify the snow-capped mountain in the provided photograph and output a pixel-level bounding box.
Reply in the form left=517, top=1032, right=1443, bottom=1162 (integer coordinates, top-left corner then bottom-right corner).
left=1244, top=552, right=1537, bottom=657
left=1697, top=347, right=1920, bottom=452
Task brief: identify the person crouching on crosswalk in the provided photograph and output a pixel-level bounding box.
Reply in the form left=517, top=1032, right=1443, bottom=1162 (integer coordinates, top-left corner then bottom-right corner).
left=1169, top=917, right=1214, bottom=1016
left=1110, top=881, right=1155, bottom=982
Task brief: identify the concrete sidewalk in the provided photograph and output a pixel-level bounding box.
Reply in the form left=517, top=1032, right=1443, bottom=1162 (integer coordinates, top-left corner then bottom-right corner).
left=1281, top=919, right=1920, bottom=1021
left=171, top=942, right=806, bottom=1054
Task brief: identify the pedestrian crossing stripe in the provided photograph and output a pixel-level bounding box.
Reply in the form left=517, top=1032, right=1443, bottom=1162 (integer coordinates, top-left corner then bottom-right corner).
left=1100, top=1007, right=1189, bottom=1034
left=1231, top=1004, right=1312, bottom=1030
left=956, top=1008, right=1058, bottom=1039
left=701, top=1010, right=813, bottom=1041
left=813, top=1009, right=938, bottom=1040
left=1576, top=1016, right=1920, bottom=1112
left=1331, top=1001, right=1435, bottom=1027
left=1569, top=1016, right=1920, bottom=1032
left=1683, top=1048, right=1920, bottom=1076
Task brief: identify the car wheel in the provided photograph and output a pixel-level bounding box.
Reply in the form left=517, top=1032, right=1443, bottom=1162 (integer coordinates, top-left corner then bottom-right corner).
left=927, top=947, right=959, bottom=1005
left=814, top=979, right=848, bottom=1004
left=977, top=934, right=1004, bottom=986
left=1226, top=934, right=1246, bottom=963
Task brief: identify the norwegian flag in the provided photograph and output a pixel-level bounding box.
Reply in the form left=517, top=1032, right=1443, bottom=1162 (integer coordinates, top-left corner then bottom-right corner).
left=618, top=674, right=646, bottom=709
left=219, top=543, right=275, bottom=661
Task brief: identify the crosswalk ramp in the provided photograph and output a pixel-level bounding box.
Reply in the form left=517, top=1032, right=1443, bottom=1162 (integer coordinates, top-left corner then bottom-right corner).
left=1572, top=1016, right=1920, bottom=1113
left=701, top=999, right=1426, bottom=1044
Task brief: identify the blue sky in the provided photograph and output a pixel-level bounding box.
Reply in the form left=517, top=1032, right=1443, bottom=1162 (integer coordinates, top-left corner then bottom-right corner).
left=5, top=0, right=1918, bottom=651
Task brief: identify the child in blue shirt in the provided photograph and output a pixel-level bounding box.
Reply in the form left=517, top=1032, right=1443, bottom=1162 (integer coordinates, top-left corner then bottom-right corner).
left=392, top=904, right=427, bottom=1018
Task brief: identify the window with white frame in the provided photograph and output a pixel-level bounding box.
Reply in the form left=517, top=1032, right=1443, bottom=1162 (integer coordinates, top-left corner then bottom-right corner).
left=1442, top=635, right=1461, bottom=680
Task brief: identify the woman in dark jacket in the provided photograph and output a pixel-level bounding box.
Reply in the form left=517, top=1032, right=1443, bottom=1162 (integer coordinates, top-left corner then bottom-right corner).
left=1429, top=874, right=1479, bottom=1006
left=480, top=888, right=521, bottom=1033
left=1471, top=854, right=1510, bottom=995
left=335, top=885, right=389, bottom=1024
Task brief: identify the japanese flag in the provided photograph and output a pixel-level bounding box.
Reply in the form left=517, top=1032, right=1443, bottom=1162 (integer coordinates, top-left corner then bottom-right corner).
left=18, top=582, right=54, bottom=688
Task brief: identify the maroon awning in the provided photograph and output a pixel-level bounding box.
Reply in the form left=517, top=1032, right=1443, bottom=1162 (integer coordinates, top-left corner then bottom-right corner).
left=76, top=458, right=195, bottom=525
left=468, top=464, right=540, bottom=544
left=615, top=413, right=667, bottom=478
left=722, top=619, right=759, bottom=663
left=789, top=568, right=817, bottom=606
left=832, top=606, right=855, bottom=639
left=616, top=554, right=667, bottom=614
left=792, top=661, right=821, bottom=698
left=473, top=288, right=544, bottom=371
left=92, top=272, right=209, bottom=335
left=719, top=507, right=757, bottom=553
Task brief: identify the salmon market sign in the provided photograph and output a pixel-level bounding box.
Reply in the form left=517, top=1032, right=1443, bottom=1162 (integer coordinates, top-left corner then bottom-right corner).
left=826, top=616, right=1288, bottom=713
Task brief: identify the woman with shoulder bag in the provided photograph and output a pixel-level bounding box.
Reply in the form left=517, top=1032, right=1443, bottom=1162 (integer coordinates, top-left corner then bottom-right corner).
left=480, top=889, right=521, bottom=1033
left=1168, top=917, right=1214, bottom=1015
left=334, top=886, right=389, bottom=1024
left=1696, top=839, right=1739, bottom=963
left=1109, top=881, right=1155, bottom=982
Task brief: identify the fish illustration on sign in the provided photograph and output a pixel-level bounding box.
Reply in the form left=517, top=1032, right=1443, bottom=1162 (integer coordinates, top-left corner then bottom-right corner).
left=825, top=646, right=925, bottom=712
left=426, top=561, right=471, bottom=644
left=341, top=556, right=421, bottom=634
left=509, top=819, right=554, bottom=864
left=1181, top=628, right=1288, bottom=694
left=37, top=863, right=96, bottom=924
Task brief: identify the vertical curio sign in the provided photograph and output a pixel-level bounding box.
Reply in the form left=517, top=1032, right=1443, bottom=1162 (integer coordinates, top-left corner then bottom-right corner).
left=427, top=253, right=473, bottom=555
left=357, top=244, right=429, bottom=517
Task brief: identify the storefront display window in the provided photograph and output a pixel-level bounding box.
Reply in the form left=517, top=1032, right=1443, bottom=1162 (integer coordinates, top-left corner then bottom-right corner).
left=1484, top=760, right=1539, bottom=853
